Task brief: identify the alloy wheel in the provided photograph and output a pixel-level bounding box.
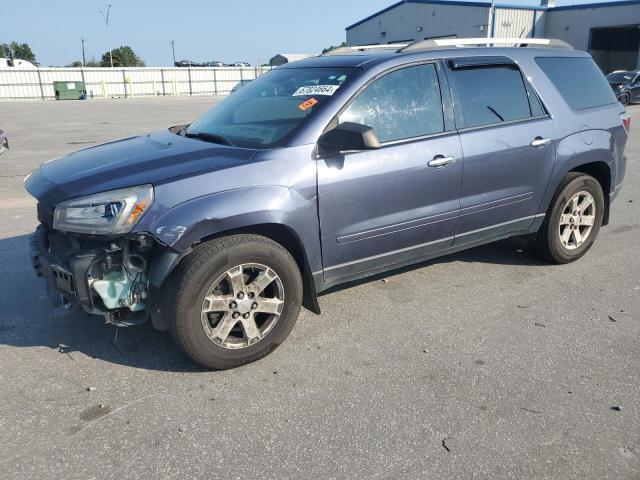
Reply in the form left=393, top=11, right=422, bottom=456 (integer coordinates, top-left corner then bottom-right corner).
left=200, top=263, right=285, bottom=349
left=558, top=191, right=596, bottom=250
left=619, top=92, right=630, bottom=106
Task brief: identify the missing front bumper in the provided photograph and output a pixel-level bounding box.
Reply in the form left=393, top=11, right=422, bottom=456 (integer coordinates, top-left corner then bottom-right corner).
left=29, top=225, right=151, bottom=322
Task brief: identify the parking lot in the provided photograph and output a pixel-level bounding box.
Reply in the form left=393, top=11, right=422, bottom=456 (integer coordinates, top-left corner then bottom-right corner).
left=0, top=97, right=638, bottom=479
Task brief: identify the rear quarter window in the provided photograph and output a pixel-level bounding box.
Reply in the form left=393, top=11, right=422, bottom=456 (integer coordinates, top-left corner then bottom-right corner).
left=535, top=57, right=617, bottom=110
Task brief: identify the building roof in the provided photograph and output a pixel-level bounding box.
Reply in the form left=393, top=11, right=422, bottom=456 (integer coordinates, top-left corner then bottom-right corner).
left=346, top=0, right=491, bottom=31
left=550, top=0, right=640, bottom=11
left=346, top=0, right=640, bottom=30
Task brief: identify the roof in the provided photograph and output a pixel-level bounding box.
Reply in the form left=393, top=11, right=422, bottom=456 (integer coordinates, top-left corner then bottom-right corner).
left=346, top=0, right=640, bottom=30
left=277, top=44, right=589, bottom=71
left=277, top=53, right=392, bottom=69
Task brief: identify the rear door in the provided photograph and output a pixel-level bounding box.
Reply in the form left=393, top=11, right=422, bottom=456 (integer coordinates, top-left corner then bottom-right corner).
left=445, top=57, right=556, bottom=245
left=317, top=62, right=463, bottom=284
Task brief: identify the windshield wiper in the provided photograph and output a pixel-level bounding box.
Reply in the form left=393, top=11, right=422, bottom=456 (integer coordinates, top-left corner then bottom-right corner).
left=184, top=131, right=236, bottom=147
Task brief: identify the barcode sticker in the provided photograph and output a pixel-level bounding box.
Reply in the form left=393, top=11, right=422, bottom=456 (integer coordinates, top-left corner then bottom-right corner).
left=292, top=85, right=339, bottom=96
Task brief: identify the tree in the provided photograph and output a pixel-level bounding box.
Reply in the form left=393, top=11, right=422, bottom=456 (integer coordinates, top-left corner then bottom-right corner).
left=67, top=60, right=83, bottom=67
left=0, top=41, right=36, bottom=62
left=100, top=46, right=145, bottom=67
left=322, top=42, right=347, bottom=54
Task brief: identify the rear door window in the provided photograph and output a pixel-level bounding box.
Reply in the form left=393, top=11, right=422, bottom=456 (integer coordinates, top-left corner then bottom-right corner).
left=535, top=56, right=617, bottom=110
left=448, top=64, right=534, bottom=128
left=338, top=63, right=445, bottom=143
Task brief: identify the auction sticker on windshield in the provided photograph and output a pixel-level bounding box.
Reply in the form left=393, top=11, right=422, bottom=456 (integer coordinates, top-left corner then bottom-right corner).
left=292, top=85, right=340, bottom=96
left=298, top=98, right=318, bottom=111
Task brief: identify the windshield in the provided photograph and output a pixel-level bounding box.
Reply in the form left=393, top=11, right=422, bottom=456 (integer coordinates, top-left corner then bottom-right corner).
left=186, top=67, right=359, bottom=148
left=606, top=72, right=633, bottom=83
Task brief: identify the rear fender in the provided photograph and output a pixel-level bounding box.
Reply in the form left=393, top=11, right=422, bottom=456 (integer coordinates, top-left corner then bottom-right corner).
left=538, top=130, right=615, bottom=217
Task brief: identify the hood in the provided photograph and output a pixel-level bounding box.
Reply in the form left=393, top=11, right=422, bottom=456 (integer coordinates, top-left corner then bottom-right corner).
left=25, top=128, right=257, bottom=206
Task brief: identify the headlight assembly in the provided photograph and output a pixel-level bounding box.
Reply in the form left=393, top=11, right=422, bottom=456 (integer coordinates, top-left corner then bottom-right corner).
left=53, top=184, right=154, bottom=234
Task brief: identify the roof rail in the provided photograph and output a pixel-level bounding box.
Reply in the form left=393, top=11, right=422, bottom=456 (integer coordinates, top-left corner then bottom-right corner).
left=400, top=37, right=572, bottom=52
left=322, top=43, right=409, bottom=56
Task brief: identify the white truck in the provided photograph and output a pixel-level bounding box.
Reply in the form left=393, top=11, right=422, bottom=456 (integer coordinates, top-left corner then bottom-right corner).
left=0, top=57, right=37, bottom=69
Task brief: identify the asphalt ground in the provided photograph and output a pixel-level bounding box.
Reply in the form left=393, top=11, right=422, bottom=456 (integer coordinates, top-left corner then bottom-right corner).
left=0, top=97, right=638, bottom=479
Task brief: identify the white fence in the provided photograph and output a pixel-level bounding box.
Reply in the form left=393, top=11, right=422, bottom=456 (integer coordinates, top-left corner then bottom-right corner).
left=0, top=66, right=272, bottom=100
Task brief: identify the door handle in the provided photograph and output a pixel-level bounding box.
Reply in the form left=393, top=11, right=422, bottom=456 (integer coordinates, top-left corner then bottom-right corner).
left=530, top=137, right=552, bottom=147
left=428, top=155, right=456, bottom=168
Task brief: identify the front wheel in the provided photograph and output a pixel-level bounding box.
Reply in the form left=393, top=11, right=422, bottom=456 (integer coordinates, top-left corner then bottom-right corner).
left=530, top=172, right=604, bottom=264
left=169, top=234, right=303, bottom=369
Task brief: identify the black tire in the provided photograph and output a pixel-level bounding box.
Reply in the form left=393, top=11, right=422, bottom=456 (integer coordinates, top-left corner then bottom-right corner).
left=619, top=92, right=631, bottom=106
left=530, top=172, right=604, bottom=264
left=168, top=234, right=303, bottom=369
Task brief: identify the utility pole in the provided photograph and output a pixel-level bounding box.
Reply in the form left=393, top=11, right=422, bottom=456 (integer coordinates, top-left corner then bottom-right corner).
left=81, top=38, right=86, bottom=67
left=171, top=40, right=176, bottom=65
left=100, top=4, right=114, bottom=67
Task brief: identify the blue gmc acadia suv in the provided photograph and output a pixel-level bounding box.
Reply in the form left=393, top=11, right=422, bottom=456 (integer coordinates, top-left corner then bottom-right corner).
left=25, top=38, right=630, bottom=369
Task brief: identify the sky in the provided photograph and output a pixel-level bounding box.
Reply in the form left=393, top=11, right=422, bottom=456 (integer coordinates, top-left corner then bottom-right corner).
left=2, top=0, right=633, bottom=67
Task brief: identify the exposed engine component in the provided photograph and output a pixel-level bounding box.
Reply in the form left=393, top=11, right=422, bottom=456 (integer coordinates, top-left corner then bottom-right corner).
left=90, top=269, right=147, bottom=311
left=122, top=239, right=147, bottom=273
left=89, top=239, right=149, bottom=312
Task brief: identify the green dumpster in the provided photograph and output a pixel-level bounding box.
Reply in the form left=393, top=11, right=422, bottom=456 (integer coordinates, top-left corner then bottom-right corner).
left=53, top=81, right=87, bottom=100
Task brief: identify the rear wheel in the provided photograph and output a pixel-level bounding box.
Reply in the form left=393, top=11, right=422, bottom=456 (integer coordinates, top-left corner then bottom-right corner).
left=619, top=92, right=631, bottom=106
left=169, top=234, right=303, bottom=369
left=530, top=173, right=604, bottom=264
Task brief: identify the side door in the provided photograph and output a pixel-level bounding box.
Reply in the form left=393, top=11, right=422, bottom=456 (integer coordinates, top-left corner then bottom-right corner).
left=317, top=62, right=463, bottom=285
left=445, top=57, right=556, bottom=245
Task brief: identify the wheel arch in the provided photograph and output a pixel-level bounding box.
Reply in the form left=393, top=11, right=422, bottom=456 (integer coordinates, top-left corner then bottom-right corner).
left=543, top=130, right=616, bottom=228
left=148, top=222, right=320, bottom=331
left=569, top=161, right=612, bottom=225
left=198, top=223, right=321, bottom=315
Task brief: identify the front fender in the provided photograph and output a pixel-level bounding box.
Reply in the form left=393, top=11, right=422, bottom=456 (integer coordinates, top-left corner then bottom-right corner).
left=145, top=185, right=322, bottom=271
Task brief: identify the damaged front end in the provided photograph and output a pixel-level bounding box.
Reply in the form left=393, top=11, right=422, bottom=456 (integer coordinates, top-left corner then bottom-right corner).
left=28, top=184, right=165, bottom=327
left=30, top=219, right=156, bottom=326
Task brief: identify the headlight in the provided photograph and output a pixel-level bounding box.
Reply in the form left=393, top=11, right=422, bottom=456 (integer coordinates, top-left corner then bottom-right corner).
left=53, top=184, right=154, bottom=234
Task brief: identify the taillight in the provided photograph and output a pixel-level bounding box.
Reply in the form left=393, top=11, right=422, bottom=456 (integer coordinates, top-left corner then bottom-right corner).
left=621, top=113, right=631, bottom=133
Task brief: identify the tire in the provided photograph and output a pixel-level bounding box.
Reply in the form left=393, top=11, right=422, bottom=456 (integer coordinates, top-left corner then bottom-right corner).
left=530, top=172, right=604, bottom=264
left=168, top=234, right=303, bottom=369
left=619, top=92, right=631, bottom=106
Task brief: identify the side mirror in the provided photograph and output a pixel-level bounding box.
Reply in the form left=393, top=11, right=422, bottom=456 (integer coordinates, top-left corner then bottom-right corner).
left=318, top=122, right=381, bottom=154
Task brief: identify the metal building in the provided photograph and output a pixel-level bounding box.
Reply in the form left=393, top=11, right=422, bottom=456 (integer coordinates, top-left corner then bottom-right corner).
left=346, top=0, right=640, bottom=71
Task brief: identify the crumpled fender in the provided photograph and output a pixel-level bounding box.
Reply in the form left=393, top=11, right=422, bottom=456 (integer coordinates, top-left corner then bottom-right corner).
left=146, top=185, right=319, bottom=258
